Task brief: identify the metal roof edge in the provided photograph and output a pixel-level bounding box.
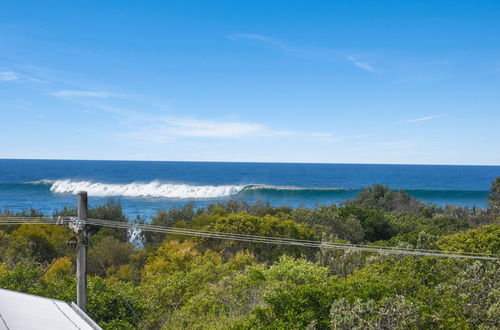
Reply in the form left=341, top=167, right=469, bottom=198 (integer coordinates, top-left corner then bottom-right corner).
left=68, top=302, right=103, bottom=330
left=0, top=287, right=65, bottom=303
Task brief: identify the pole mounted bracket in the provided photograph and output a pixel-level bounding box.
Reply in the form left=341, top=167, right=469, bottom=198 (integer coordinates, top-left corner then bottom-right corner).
left=66, top=235, right=78, bottom=249
left=54, top=216, right=66, bottom=226
left=68, top=216, right=84, bottom=233
left=68, top=216, right=89, bottom=244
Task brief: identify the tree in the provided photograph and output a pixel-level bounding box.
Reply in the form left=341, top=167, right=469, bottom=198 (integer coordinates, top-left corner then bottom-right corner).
left=346, top=184, right=424, bottom=213
left=330, top=295, right=419, bottom=329
left=290, top=205, right=365, bottom=243
left=11, top=224, right=72, bottom=262
left=488, top=177, right=500, bottom=214
left=145, top=203, right=196, bottom=245
left=238, top=256, right=335, bottom=329
left=140, top=240, right=255, bottom=329
left=54, top=199, right=129, bottom=238
left=1, top=199, right=499, bottom=329
left=438, top=224, right=500, bottom=255
left=88, top=236, right=135, bottom=276
left=87, top=277, right=145, bottom=329
left=189, top=212, right=318, bottom=261
left=339, top=206, right=396, bottom=242
left=0, top=229, right=31, bottom=267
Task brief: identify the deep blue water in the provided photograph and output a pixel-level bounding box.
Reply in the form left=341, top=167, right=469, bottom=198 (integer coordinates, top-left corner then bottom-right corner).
left=0, top=159, right=498, bottom=219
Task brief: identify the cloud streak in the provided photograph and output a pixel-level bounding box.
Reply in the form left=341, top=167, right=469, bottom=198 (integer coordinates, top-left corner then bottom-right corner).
left=124, top=116, right=342, bottom=142
left=125, top=117, right=371, bottom=143
left=51, top=90, right=125, bottom=99
left=406, top=115, right=446, bottom=123
left=346, top=56, right=377, bottom=72
left=162, top=117, right=268, bottom=138
left=227, top=33, right=279, bottom=44
left=228, top=33, right=379, bottom=73
left=226, top=33, right=312, bottom=58
left=377, top=139, right=423, bottom=148
left=0, top=71, right=20, bottom=81
left=125, top=118, right=268, bottom=143
left=50, top=86, right=364, bottom=143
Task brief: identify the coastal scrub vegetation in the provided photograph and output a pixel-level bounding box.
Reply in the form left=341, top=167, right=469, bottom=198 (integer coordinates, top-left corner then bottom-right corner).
left=0, top=179, right=499, bottom=329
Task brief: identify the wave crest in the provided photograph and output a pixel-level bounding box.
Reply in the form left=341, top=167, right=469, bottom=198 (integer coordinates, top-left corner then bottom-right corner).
left=49, top=180, right=245, bottom=199
left=33, top=179, right=352, bottom=199
left=246, top=184, right=347, bottom=191
left=27, top=179, right=55, bottom=185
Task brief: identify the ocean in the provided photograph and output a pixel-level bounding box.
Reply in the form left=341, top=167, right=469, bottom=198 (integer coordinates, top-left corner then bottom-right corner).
left=0, top=159, right=498, bottom=219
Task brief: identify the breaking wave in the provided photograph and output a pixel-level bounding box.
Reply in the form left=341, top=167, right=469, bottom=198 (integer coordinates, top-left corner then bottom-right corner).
left=27, top=179, right=55, bottom=185
left=245, top=185, right=347, bottom=192
left=48, top=180, right=246, bottom=199
left=18, top=180, right=488, bottom=203
left=28, top=180, right=349, bottom=199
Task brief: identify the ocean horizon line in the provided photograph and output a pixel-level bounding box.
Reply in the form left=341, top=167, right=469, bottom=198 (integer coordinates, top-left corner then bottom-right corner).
left=1, top=158, right=499, bottom=167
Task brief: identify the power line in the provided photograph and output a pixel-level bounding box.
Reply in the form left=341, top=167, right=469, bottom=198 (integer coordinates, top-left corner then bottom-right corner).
left=0, top=216, right=498, bottom=261
left=1, top=216, right=489, bottom=257
left=85, top=218, right=499, bottom=261
left=22, top=257, right=59, bottom=293
left=89, top=245, right=143, bottom=327
left=0, top=216, right=69, bottom=225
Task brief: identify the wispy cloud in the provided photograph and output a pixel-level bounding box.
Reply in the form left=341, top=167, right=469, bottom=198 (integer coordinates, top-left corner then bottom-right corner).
left=125, top=118, right=272, bottom=142
left=406, top=115, right=446, bottom=123
left=0, top=71, right=20, bottom=81
left=126, top=118, right=369, bottom=143
left=50, top=85, right=363, bottom=143
left=162, top=117, right=269, bottom=138
left=50, top=90, right=298, bottom=140
left=227, top=33, right=314, bottom=58
left=346, top=56, right=377, bottom=72
left=227, top=33, right=279, bottom=44
left=51, top=90, right=125, bottom=99
left=307, top=133, right=370, bottom=143
left=376, top=138, right=424, bottom=149
left=228, top=33, right=380, bottom=73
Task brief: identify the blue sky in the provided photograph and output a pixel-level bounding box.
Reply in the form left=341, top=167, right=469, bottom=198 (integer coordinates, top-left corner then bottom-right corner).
left=1, top=1, right=499, bottom=165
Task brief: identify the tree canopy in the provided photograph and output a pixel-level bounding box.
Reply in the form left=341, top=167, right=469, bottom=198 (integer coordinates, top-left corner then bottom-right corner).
left=0, top=179, right=499, bottom=329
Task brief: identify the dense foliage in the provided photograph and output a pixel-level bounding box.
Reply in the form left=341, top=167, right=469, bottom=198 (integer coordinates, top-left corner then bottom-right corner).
left=0, top=179, right=499, bottom=329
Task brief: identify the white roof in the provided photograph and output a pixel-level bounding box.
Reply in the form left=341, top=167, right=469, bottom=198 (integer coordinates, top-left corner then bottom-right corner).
left=0, top=288, right=101, bottom=330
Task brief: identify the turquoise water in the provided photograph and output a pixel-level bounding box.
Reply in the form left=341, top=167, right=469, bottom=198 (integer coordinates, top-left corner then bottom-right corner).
left=0, top=159, right=498, bottom=219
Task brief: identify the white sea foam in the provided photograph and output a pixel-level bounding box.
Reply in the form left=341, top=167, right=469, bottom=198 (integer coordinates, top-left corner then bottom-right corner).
left=246, top=184, right=346, bottom=191
left=49, top=180, right=246, bottom=199
left=27, top=179, right=55, bottom=185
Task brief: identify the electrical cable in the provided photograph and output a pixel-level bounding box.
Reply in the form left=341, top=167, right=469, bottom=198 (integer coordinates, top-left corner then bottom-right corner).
left=0, top=216, right=498, bottom=261
left=22, top=257, right=59, bottom=293
left=89, top=245, right=143, bottom=328
left=85, top=218, right=499, bottom=261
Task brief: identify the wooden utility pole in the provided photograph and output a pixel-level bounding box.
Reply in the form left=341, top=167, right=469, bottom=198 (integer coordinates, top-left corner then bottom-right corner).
left=77, top=191, right=88, bottom=312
